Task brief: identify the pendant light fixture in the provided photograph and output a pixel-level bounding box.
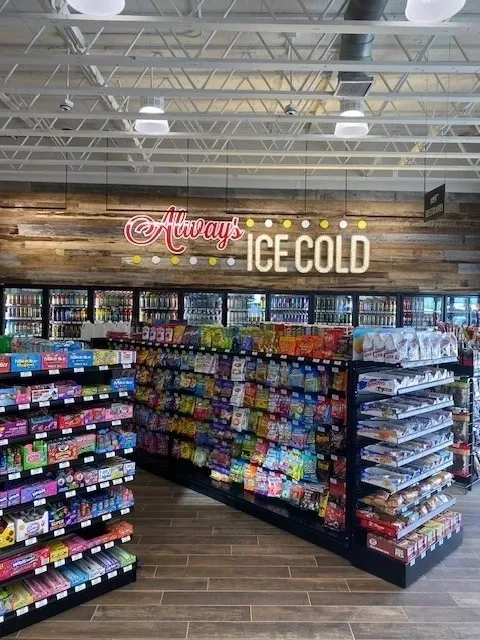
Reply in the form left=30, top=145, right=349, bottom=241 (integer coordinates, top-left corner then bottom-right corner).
left=405, top=0, right=465, bottom=23
left=134, top=71, right=169, bottom=135
left=334, top=100, right=369, bottom=139
left=66, top=0, right=125, bottom=16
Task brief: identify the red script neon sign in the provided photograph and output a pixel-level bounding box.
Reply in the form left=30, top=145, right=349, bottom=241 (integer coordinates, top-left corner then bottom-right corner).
left=124, top=205, right=245, bottom=255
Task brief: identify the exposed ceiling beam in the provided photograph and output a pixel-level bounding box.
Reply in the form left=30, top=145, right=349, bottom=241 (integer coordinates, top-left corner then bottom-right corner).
left=0, top=14, right=479, bottom=36
left=0, top=157, right=476, bottom=172
left=1, top=128, right=479, bottom=144
left=1, top=143, right=478, bottom=160
left=3, top=85, right=479, bottom=103
left=3, top=53, right=480, bottom=74
left=1, top=109, right=479, bottom=126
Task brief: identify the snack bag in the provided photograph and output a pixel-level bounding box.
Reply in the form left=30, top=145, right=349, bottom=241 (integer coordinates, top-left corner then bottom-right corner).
left=255, top=359, right=268, bottom=384
left=231, top=356, right=246, bottom=382
left=266, top=361, right=281, bottom=388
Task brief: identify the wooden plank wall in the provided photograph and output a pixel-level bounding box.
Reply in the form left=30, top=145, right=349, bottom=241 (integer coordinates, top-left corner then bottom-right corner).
left=0, top=185, right=479, bottom=292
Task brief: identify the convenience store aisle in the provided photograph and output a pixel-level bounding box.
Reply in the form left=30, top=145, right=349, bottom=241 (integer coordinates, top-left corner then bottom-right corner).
left=10, top=470, right=480, bottom=640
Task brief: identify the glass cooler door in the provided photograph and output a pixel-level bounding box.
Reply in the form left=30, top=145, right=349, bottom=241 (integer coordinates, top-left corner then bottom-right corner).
left=270, top=294, right=310, bottom=324
left=314, top=295, right=353, bottom=326
left=358, top=295, right=396, bottom=327
left=49, top=289, right=88, bottom=339
left=184, top=292, right=223, bottom=325
left=139, top=290, right=179, bottom=324
left=4, top=287, right=43, bottom=337
left=227, top=293, right=266, bottom=326
left=446, top=296, right=470, bottom=326
left=402, top=295, right=443, bottom=329
left=94, top=290, right=133, bottom=323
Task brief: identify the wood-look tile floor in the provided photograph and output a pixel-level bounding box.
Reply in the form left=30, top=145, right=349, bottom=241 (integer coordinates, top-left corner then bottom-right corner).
left=11, top=470, right=480, bottom=640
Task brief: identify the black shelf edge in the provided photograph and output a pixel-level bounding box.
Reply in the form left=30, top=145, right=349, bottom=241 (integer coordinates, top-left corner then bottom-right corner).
left=0, top=363, right=134, bottom=382
left=0, top=533, right=133, bottom=589
left=0, top=562, right=137, bottom=636
left=0, top=417, right=132, bottom=447
left=135, top=451, right=349, bottom=558
left=0, top=391, right=132, bottom=416
left=0, top=446, right=136, bottom=483
left=0, top=473, right=135, bottom=517
left=0, top=506, right=134, bottom=558
left=351, top=527, right=463, bottom=588
left=110, top=338, right=350, bottom=368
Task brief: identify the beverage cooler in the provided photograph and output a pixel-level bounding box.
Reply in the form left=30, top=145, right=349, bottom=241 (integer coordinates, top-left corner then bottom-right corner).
left=49, top=288, right=88, bottom=339
left=139, top=290, right=179, bottom=324
left=94, top=289, right=133, bottom=323
left=314, top=294, right=353, bottom=326
left=227, top=293, right=266, bottom=326
left=184, top=292, right=223, bottom=325
left=446, top=296, right=479, bottom=326
left=3, top=287, right=43, bottom=337
left=402, top=295, right=443, bottom=329
left=270, top=294, right=309, bottom=324
left=358, top=295, right=396, bottom=327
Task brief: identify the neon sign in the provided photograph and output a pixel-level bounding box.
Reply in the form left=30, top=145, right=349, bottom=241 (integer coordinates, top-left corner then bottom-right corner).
left=124, top=205, right=244, bottom=254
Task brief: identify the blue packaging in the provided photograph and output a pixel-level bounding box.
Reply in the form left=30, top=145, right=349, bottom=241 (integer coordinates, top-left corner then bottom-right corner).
left=67, top=350, right=94, bottom=368
left=10, top=353, right=42, bottom=373
left=0, top=386, right=16, bottom=407
left=111, top=377, right=135, bottom=392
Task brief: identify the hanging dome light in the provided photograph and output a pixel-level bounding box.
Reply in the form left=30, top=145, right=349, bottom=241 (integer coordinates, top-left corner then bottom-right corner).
left=134, top=119, right=170, bottom=135
left=139, top=96, right=165, bottom=115
left=334, top=101, right=369, bottom=139
left=66, top=0, right=125, bottom=16
left=405, top=0, right=465, bottom=23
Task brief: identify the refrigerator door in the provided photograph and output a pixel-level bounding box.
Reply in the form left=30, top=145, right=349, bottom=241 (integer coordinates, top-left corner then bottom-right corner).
left=184, top=292, right=223, bottom=325
left=446, top=296, right=469, bottom=326
left=314, top=295, right=353, bottom=326
left=270, top=294, right=310, bottom=324
left=139, top=291, right=179, bottom=324
left=402, top=295, right=443, bottom=329
left=468, top=296, right=480, bottom=326
left=94, top=290, right=133, bottom=323
left=4, top=287, right=43, bottom=337
left=49, top=289, right=88, bottom=339
left=227, top=293, right=266, bottom=326
left=358, top=295, right=396, bottom=328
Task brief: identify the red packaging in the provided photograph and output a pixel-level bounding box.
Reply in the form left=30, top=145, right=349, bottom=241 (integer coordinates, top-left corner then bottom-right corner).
left=56, top=412, right=85, bottom=430
left=0, top=356, right=10, bottom=375
left=63, top=534, right=87, bottom=556
left=0, top=546, right=50, bottom=582
left=367, top=532, right=417, bottom=563
left=41, top=353, right=68, bottom=371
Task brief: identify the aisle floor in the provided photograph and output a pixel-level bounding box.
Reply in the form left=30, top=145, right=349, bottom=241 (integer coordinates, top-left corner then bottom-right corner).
left=10, top=469, right=480, bottom=640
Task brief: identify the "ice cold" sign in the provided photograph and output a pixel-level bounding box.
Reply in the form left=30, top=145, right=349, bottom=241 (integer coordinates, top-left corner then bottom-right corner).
left=246, top=233, right=370, bottom=274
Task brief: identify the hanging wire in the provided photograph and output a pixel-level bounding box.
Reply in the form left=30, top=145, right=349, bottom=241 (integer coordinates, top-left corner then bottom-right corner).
left=225, top=141, right=229, bottom=215
left=344, top=141, right=348, bottom=218
left=304, top=140, right=308, bottom=217
left=445, top=36, right=452, bottom=186
left=186, top=138, right=190, bottom=213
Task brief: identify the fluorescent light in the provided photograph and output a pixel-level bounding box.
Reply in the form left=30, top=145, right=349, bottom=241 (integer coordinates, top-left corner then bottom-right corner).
left=134, top=119, right=170, bottom=135
left=139, top=97, right=165, bottom=115
left=334, top=103, right=369, bottom=139
left=66, top=0, right=125, bottom=16
left=405, top=0, right=465, bottom=23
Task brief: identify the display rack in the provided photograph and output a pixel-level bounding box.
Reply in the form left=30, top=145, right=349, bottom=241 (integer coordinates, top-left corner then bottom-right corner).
left=351, top=359, right=463, bottom=587
left=0, top=356, right=137, bottom=634
left=111, top=336, right=351, bottom=557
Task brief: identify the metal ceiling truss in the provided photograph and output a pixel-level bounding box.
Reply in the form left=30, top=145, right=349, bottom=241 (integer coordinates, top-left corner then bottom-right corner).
left=0, top=1, right=479, bottom=187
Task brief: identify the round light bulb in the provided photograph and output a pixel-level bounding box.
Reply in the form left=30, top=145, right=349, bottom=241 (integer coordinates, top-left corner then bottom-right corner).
left=227, top=257, right=236, bottom=267
left=405, top=0, right=465, bottom=23
left=151, top=256, right=161, bottom=265
left=264, top=219, right=273, bottom=228
left=189, top=256, right=198, bottom=266
left=66, top=0, right=125, bottom=15
left=301, top=220, right=310, bottom=229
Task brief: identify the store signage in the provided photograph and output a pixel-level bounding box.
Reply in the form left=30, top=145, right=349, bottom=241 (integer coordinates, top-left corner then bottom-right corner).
left=246, top=233, right=370, bottom=274
left=424, top=184, right=446, bottom=221
left=124, top=205, right=244, bottom=254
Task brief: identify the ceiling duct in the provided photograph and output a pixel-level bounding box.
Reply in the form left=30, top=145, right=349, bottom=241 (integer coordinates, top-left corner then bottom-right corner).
left=335, top=0, right=389, bottom=98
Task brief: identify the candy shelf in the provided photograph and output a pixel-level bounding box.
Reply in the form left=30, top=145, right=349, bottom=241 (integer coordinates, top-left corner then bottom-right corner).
left=0, top=390, right=131, bottom=416
left=0, top=353, right=137, bottom=633
left=0, top=562, right=137, bottom=637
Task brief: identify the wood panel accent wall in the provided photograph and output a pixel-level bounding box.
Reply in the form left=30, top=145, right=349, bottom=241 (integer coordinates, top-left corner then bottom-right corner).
left=0, top=186, right=479, bottom=292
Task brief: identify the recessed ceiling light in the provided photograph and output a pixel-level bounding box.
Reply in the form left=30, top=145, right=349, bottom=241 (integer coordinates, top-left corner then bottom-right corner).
left=66, top=0, right=125, bottom=16
left=405, top=0, right=465, bottom=23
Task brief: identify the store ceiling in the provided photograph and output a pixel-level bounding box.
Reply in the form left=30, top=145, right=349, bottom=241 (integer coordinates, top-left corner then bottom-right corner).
left=0, top=0, right=480, bottom=192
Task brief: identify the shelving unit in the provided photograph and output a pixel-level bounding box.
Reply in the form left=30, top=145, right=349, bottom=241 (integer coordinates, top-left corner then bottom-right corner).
left=0, top=355, right=137, bottom=634
left=351, top=359, right=462, bottom=587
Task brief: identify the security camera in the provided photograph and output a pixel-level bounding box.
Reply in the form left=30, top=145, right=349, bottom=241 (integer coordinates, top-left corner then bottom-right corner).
left=284, top=103, right=299, bottom=116
left=60, top=98, right=74, bottom=112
